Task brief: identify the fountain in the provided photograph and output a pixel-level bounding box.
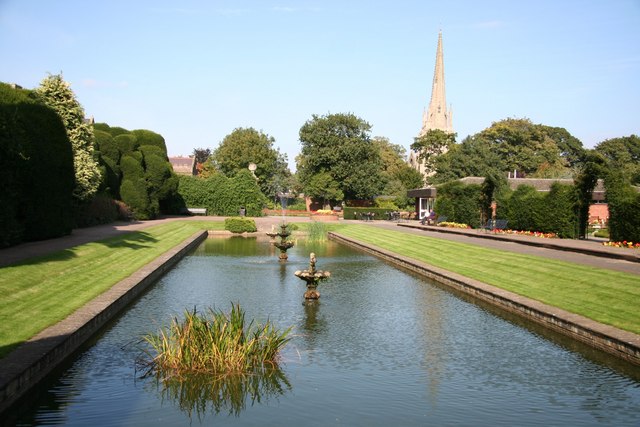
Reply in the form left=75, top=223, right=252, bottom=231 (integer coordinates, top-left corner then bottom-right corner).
left=267, top=222, right=295, bottom=260
left=294, top=252, right=331, bottom=300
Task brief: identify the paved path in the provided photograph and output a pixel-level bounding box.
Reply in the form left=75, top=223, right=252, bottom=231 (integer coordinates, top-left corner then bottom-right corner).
left=1, top=217, right=639, bottom=276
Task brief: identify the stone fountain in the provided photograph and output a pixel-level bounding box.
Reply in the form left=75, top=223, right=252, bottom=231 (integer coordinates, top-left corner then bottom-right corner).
left=267, top=222, right=294, bottom=261
left=294, top=253, right=331, bottom=300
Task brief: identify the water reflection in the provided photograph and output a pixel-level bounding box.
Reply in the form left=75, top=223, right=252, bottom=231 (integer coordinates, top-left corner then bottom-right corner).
left=148, top=367, right=291, bottom=420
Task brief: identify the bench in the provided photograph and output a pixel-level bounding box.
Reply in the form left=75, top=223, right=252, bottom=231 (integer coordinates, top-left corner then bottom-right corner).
left=483, top=219, right=508, bottom=231
left=185, top=207, right=207, bottom=216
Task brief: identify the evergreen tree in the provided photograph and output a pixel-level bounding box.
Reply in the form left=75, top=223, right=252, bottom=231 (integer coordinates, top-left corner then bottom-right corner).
left=36, top=74, right=102, bottom=201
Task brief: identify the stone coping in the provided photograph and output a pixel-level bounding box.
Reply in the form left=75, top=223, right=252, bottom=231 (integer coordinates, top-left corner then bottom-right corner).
left=329, top=231, right=640, bottom=366
left=0, top=230, right=209, bottom=414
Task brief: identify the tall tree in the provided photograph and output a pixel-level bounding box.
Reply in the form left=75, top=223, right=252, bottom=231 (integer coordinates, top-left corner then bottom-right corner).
left=594, top=135, right=640, bottom=185
left=192, top=147, right=211, bottom=165
left=297, top=113, right=386, bottom=201
left=212, top=127, right=290, bottom=198
left=373, top=136, right=423, bottom=206
left=36, top=74, right=102, bottom=201
left=431, top=118, right=583, bottom=183
left=410, top=129, right=457, bottom=178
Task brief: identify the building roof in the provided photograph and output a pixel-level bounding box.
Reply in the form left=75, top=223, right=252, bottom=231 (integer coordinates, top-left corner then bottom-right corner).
left=168, top=156, right=195, bottom=175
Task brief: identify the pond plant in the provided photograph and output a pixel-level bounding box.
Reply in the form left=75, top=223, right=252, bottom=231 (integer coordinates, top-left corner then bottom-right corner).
left=140, top=303, right=291, bottom=378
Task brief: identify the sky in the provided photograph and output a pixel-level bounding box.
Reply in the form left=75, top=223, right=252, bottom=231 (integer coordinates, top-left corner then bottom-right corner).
left=1, top=0, right=639, bottom=171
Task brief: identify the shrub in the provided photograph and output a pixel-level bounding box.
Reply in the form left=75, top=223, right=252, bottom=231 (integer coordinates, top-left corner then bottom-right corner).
left=225, top=218, right=257, bottom=233
left=74, top=194, right=119, bottom=227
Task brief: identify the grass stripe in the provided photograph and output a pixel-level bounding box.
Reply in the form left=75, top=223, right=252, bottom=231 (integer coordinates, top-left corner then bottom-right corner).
left=0, top=220, right=224, bottom=358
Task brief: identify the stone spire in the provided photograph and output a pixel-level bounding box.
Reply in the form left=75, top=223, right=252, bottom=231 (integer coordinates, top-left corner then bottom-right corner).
left=421, top=31, right=452, bottom=136
left=410, top=31, right=453, bottom=176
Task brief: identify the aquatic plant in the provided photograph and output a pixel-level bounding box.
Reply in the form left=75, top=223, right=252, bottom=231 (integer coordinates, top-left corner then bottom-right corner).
left=140, top=303, right=291, bottom=377
left=307, top=221, right=329, bottom=242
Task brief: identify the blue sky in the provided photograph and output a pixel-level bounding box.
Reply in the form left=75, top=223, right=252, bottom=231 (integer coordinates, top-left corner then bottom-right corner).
left=1, top=0, right=638, bottom=170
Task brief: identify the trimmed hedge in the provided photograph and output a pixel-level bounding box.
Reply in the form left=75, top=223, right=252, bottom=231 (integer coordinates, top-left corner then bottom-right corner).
left=175, top=170, right=267, bottom=217
left=343, top=207, right=397, bottom=220
left=0, top=83, right=74, bottom=247
left=606, top=173, right=640, bottom=242
left=224, top=217, right=257, bottom=233
left=95, top=123, right=178, bottom=220
left=434, top=181, right=483, bottom=228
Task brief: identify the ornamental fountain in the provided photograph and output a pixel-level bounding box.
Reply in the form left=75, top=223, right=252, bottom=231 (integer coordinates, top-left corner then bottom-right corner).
left=294, top=253, right=331, bottom=300
left=266, top=222, right=295, bottom=261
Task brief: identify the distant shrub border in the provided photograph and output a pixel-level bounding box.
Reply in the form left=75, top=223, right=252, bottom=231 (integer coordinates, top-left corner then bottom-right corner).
left=225, top=218, right=257, bottom=233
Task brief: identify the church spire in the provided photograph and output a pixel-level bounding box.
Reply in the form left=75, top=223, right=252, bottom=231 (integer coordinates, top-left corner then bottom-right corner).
left=420, top=31, right=452, bottom=135
left=409, top=31, right=454, bottom=177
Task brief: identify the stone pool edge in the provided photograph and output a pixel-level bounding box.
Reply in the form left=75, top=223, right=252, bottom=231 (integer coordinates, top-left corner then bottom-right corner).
left=0, top=230, right=209, bottom=414
left=329, top=231, right=640, bottom=366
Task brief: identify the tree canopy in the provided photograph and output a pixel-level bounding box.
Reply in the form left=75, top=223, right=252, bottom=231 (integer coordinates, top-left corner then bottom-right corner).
left=35, top=73, right=102, bottom=201
left=374, top=136, right=423, bottom=207
left=296, top=113, right=386, bottom=201
left=211, top=127, right=290, bottom=199
left=594, top=135, right=640, bottom=185
left=410, top=129, right=457, bottom=178
left=429, top=118, right=584, bottom=184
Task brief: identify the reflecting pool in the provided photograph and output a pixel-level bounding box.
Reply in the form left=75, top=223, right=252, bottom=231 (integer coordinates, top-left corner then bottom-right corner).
left=7, top=237, right=640, bottom=426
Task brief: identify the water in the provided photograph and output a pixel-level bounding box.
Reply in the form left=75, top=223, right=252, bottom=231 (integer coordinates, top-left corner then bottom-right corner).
left=6, top=237, right=640, bottom=426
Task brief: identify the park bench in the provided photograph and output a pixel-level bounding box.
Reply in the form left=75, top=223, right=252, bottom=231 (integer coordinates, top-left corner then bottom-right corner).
left=435, top=215, right=448, bottom=225
left=482, top=219, right=508, bottom=232
left=185, top=207, right=207, bottom=215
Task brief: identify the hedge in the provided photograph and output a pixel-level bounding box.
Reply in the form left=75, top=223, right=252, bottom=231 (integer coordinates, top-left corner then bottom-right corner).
left=224, top=217, right=258, bottom=233
left=343, top=207, right=398, bottom=220
left=434, top=181, right=482, bottom=228
left=96, top=124, right=178, bottom=220
left=0, top=83, right=74, bottom=247
left=175, top=170, right=267, bottom=217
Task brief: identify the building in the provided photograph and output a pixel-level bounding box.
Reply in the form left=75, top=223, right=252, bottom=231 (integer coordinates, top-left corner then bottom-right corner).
left=168, top=156, right=196, bottom=176
left=408, top=31, right=454, bottom=178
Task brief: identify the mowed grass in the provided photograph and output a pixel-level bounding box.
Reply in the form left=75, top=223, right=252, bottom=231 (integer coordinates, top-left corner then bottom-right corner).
left=334, top=225, right=640, bottom=335
left=0, top=220, right=224, bottom=358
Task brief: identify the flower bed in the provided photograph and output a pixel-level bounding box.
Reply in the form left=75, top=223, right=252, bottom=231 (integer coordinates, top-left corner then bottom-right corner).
left=492, top=229, right=558, bottom=239
left=438, top=222, right=471, bottom=229
left=311, top=209, right=339, bottom=221
left=602, top=241, right=640, bottom=249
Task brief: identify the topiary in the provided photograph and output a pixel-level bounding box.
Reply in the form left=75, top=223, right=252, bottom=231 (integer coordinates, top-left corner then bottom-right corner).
left=224, top=218, right=257, bottom=233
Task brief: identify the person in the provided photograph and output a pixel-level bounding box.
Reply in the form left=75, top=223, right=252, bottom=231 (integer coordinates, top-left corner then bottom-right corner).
left=421, top=209, right=436, bottom=225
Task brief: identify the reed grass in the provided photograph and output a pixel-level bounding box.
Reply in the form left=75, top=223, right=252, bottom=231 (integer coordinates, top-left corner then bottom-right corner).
left=306, top=221, right=329, bottom=242
left=141, top=304, right=291, bottom=378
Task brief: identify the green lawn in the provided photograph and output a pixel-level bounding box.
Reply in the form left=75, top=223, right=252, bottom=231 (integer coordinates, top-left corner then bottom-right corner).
left=0, top=220, right=224, bottom=358
left=334, top=224, right=640, bottom=335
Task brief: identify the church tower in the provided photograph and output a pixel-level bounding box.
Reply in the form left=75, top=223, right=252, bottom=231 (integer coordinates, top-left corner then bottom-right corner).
left=410, top=31, right=453, bottom=176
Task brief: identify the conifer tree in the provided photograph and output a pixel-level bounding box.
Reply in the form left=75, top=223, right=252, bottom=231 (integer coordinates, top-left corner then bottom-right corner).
left=36, top=73, right=102, bottom=201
